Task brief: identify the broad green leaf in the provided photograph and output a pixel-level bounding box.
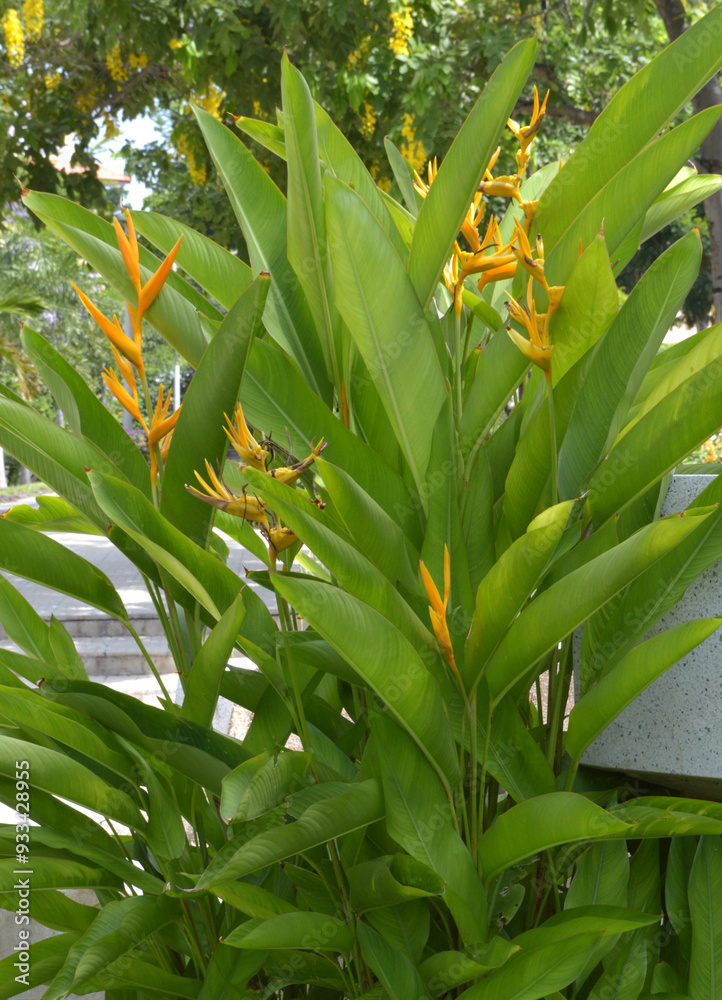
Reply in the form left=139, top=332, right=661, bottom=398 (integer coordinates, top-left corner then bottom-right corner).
left=559, top=230, right=702, bottom=500
left=0, top=888, right=97, bottom=933
left=665, top=836, right=696, bottom=962
left=1, top=495, right=102, bottom=534
left=588, top=357, right=722, bottom=525
left=44, top=896, right=180, bottom=1000
left=535, top=5, right=722, bottom=251
left=464, top=501, right=573, bottom=691
left=0, top=933, right=81, bottom=1000
left=272, top=574, right=460, bottom=788
left=0, top=734, right=143, bottom=829
left=462, top=443, right=495, bottom=595
left=483, top=514, right=708, bottom=702
left=88, top=470, right=242, bottom=624
left=183, top=593, right=247, bottom=728
left=88, top=957, right=202, bottom=998
left=374, top=712, right=487, bottom=946
left=282, top=53, right=341, bottom=388
left=225, top=912, right=353, bottom=952
left=0, top=396, right=116, bottom=529
left=358, top=920, right=428, bottom=1000
left=420, top=940, right=520, bottom=996
left=21, top=327, right=151, bottom=498
left=0, top=687, right=132, bottom=777
left=550, top=233, right=619, bottom=385
left=160, top=274, right=269, bottom=549
left=194, top=106, right=330, bottom=399
left=545, top=111, right=721, bottom=285
left=408, top=38, right=537, bottom=309
left=585, top=935, right=648, bottom=1000
left=457, top=932, right=603, bottom=1000
left=347, top=855, right=445, bottom=912
left=622, top=322, right=722, bottom=440
left=195, top=779, right=384, bottom=889
left=325, top=173, right=447, bottom=499
left=478, top=793, right=632, bottom=882
left=315, top=455, right=418, bottom=591
left=23, top=192, right=209, bottom=365
left=243, top=340, right=420, bottom=544
left=611, top=798, right=722, bottom=840
left=582, top=505, right=722, bottom=682
left=689, top=836, right=722, bottom=1000
left=565, top=842, right=629, bottom=910
left=641, top=173, right=722, bottom=244
left=234, top=114, right=287, bottom=156
left=0, top=857, right=122, bottom=892
left=384, top=136, right=420, bottom=214
left=0, top=518, right=127, bottom=620
left=567, top=619, right=721, bottom=761
left=482, top=693, right=556, bottom=800
left=133, top=211, right=253, bottom=309
left=0, top=574, right=55, bottom=663
left=220, top=749, right=312, bottom=823
left=197, top=944, right=266, bottom=1000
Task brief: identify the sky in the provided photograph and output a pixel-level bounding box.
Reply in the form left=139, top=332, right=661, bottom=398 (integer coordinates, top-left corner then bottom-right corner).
left=100, top=113, right=165, bottom=209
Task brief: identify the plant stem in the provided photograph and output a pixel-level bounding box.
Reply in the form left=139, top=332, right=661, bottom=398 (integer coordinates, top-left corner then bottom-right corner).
left=454, top=300, right=464, bottom=417
left=126, top=621, right=172, bottom=703
left=469, top=692, right=479, bottom=860
left=547, top=374, right=557, bottom=506
left=546, top=638, right=571, bottom=770
left=478, top=697, right=492, bottom=839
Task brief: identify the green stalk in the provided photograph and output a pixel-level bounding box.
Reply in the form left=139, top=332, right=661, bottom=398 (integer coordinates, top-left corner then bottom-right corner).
left=478, top=697, right=493, bottom=839
left=546, top=638, right=572, bottom=770
left=126, top=622, right=173, bottom=703
left=453, top=299, right=464, bottom=417
left=469, top=692, right=479, bottom=860
left=547, top=374, right=557, bottom=506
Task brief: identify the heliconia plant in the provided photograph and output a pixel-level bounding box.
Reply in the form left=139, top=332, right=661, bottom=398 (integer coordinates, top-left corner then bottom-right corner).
left=5, top=7, right=722, bottom=998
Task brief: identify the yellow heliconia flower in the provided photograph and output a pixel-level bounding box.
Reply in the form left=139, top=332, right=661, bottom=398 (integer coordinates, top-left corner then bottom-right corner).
left=72, top=283, right=143, bottom=373
left=420, top=545, right=460, bottom=678
left=267, top=440, right=326, bottom=485
left=508, top=86, right=549, bottom=176
left=113, top=211, right=183, bottom=341
left=413, top=157, right=438, bottom=199
left=102, top=350, right=144, bottom=424
left=266, top=526, right=299, bottom=557
left=505, top=277, right=554, bottom=380
left=224, top=402, right=269, bottom=471
left=186, top=461, right=269, bottom=527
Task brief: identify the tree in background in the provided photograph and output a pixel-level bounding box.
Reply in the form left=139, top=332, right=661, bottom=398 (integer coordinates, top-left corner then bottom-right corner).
left=1, top=0, right=720, bottom=316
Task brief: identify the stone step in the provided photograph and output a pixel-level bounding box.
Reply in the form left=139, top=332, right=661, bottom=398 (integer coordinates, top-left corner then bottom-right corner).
left=1, top=634, right=175, bottom=676
left=0, top=614, right=165, bottom=641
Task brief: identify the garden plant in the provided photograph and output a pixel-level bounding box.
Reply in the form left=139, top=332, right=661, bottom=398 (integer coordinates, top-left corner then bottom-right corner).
left=5, top=8, right=722, bottom=999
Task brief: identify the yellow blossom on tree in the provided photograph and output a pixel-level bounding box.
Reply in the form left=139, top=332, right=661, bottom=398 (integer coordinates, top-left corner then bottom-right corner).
left=192, top=82, right=224, bottom=121
left=106, top=41, right=128, bottom=83
left=129, top=52, right=149, bottom=69
left=44, top=71, right=61, bottom=89
left=21, top=0, right=42, bottom=42
left=360, top=102, right=376, bottom=140
left=389, top=3, right=413, bottom=57
left=3, top=9, right=25, bottom=68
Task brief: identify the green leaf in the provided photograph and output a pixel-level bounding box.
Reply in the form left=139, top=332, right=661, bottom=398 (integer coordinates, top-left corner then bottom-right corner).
left=198, top=944, right=266, bottom=1000
left=665, top=836, right=696, bottom=962
left=408, top=38, right=537, bottom=309
left=384, top=136, right=420, bottom=214
left=272, top=574, right=460, bottom=788
left=420, top=940, right=521, bottom=996
left=0, top=856, right=122, bottom=892
left=160, top=274, right=269, bottom=549
left=358, top=920, right=428, bottom=1000
left=588, top=357, right=722, bottom=525
left=347, top=855, right=445, bottom=912
left=0, top=574, right=55, bottom=662
left=464, top=501, right=573, bottom=689
left=535, top=5, right=722, bottom=253
left=565, top=842, right=629, bottom=910
left=483, top=514, right=708, bottom=703
left=457, top=932, right=603, bottom=1000
left=282, top=53, right=341, bottom=388
left=545, top=111, right=721, bottom=285
left=478, top=793, right=632, bottom=882
left=566, top=619, right=722, bottom=761
left=21, top=327, right=151, bottom=498
left=549, top=233, right=619, bottom=386
left=243, top=340, right=420, bottom=544
left=374, top=712, right=487, bottom=946
left=225, top=912, right=353, bottom=953
left=183, top=593, right=247, bottom=728
left=43, top=896, right=180, bottom=1000
left=559, top=230, right=702, bottom=500
left=194, top=107, right=330, bottom=400
left=689, top=836, right=722, bottom=1000
left=23, top=193, right=209, bottom=366
left=0, top=734, right=144, bottom=829
left=640, top=173, right=722, bottom=244
left=324, top=173, right=447, bottom=499
left=133, top=211, right=253, bottom=309
left=1, top=495, right=102, bottom=534
left=220, top=749, right=312, bottom=823
left=195, top=779, right=384, bottom=889
left=0, top=933, right=81, bottom=1000
left=0, top=518, right=127, bottom=620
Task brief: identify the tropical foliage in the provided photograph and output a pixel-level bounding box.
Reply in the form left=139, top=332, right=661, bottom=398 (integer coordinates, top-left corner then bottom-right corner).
left=4, top=9, right=722, bottom=999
